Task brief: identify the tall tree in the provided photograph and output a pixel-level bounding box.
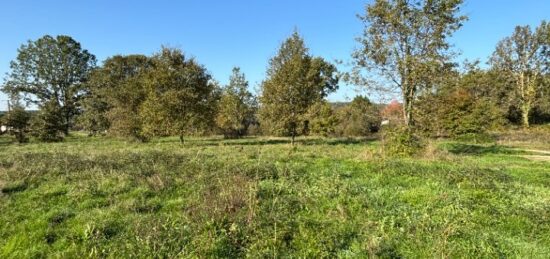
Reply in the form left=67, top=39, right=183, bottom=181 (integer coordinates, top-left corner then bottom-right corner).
left=350, top=0, right=467, bottom=127
left=82, top=54, right=151, bottom=139
left=490, top=21, right=550, bottom=127
left=2, top=35, right=96, bottom=134
left=259, top=31, right=339, bottom=144
left=215, top=67, right=256, bottom=138
left=139, top=47, right=219, bottom=142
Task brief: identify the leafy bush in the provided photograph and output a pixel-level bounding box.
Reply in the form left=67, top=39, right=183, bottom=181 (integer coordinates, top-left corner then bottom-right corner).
left=416, top=89, right=504, bottom=137
left=381, top=126, right=425, bottom=157
left=305, top=101, right=337, bottom=137
left=30, top=100, right=65, bottom=142
left=2, top=105, right=31, bottom=143
left=335, top=96, right=381, bottom=137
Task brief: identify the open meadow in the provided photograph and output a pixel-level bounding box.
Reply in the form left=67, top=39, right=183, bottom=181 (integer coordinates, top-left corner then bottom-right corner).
left=1, top=132, right=549, bottom=258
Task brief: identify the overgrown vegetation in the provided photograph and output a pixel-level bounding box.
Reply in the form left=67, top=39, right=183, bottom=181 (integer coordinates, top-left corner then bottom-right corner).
left=0, top=0, right=549, bottom=257
left=0, top=134, right=548, bottom=257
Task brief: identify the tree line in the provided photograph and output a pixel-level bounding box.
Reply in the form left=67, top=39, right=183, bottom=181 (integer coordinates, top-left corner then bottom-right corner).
left=1, top=0, right=549, bottom=144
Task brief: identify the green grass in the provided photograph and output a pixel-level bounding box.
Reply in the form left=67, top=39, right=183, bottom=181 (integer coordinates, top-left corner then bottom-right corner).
left=0, top=134, right=549, bottom=258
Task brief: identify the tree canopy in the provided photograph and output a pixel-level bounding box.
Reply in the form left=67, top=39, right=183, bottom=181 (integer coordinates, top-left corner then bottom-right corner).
left=490, top=21, right=550, bottom=127
left=2, top=35, right=96, bottom=134
left=351, top=0, right=467, bottom=127
left=259, top=31, right=339, bottom=144
left=216, top=67, right=256, bottom=138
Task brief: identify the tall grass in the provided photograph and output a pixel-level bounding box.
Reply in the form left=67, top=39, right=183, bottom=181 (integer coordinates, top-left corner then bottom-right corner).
left=0, top=135, right=548, bottom=257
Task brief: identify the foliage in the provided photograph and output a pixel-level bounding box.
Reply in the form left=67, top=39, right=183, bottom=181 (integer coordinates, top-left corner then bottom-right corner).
left=335, top=96, right=381, bottom=136
left=2, top=105, right=31, bottom=143
left=490, top=21, right=550, bottom=127
left=76, top=91, right=110, bottom=136
left=30, top=100, right=65, bottom=142
left=416, top=89, right=504, bottom=137
left=259, top=31, right=339, bottom=143
left=139, top=47, right=219, bottom=142
left=1, top=35, right=96, bottom=134
left=305, top=101, right=338, bottom=137
left=215, top=67, right=256, bottom=138
left=89, top=55, right=150, bottom=140
left=351, top=0, right=467, bottom=127
left=381, top=126, right=425, bottom=157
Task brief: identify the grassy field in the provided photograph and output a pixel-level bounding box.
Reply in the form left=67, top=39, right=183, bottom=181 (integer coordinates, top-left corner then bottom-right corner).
left=0, top=133, right=549, bottom=258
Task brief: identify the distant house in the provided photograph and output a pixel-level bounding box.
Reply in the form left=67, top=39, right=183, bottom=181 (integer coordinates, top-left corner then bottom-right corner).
left=381, top=100, right=404, bottom=125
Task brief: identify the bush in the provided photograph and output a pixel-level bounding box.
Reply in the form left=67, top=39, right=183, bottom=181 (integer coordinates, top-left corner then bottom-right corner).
left=305, top=101, right=337, bottom=137
left=30, top=101, right=65, bottom=142
left=2, top=105, right=31, bottom=143
left=381, top=126, right=425, bottom=157
left=415, top=89, right=504, bottom=137
left=335, top=96, right=381, bottom=137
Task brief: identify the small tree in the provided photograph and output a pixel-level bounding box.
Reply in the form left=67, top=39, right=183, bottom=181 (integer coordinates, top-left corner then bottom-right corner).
left=259, top=31, right=339, bottom=144
left=490, top=21, right=550, bottom=127
left=3, top=105, right=31, bottom=143
left=31, top=100, right=65, bottom=142
left=216, top=67, right=256, bottom=138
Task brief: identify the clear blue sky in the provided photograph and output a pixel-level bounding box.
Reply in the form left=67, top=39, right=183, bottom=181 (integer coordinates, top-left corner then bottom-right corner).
left=1, top=0, right=549, bottom=110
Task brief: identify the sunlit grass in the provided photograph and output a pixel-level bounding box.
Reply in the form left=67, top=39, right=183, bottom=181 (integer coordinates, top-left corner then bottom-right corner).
left=0, top=134, right=548, bottom=257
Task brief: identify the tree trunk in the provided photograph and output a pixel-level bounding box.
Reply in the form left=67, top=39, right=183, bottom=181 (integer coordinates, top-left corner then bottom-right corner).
left=403, top=92, right=414, bottom=127
left=521, top=103, right=530, bottom=128
left=291, top=130, right=296, bottom=146
left=64, top=117, right=70, bottom=135
left=63, top=108, right=71, bottom=136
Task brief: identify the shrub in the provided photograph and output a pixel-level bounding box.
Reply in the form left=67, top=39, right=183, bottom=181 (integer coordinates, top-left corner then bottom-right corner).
left=335, top=96, right=381, bottom=137
left=415, top=89, right=504, bottom=137
left=30, top=100, right=65, bottom=142
left=305, top=101, right=337, bottom=137
left=381, top=126, right=425, bottom=157
left=2, top=105, right=31, bottom=143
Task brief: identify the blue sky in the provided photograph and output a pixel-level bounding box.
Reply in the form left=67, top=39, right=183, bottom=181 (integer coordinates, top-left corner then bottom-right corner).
left=1, top=0, right=549, bottom=110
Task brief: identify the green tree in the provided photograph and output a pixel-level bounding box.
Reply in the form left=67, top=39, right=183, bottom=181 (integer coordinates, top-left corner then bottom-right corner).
left=415, top=88, right=503, bottom=137
left=350, top=0, right=467, bottom=127
left=2, top=104, right=31, bottom=143
left=2, top=35, right=96, bottom=134
left=139, top=47, right=219, bottom=143
left=216, top=67, right=256, bottom=138
left=30, top=100, right=65, bottom=142
left=305, top=101, right=338, bottom=137
left=77, top=91, right=110, bottom=136
left=490, top=21, right=550, bottom=127
left=259, top=31, right=339, bottom=144
left=336, top=96, right=381, bottom=137
left=83, top=55, right=151, bottom=140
